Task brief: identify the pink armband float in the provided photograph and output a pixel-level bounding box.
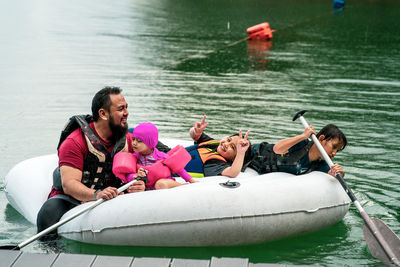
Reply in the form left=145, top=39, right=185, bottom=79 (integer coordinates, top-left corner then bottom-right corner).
left=126, top=173, right=136, bottom=182
left=145, top=145, right=191, bottom=187
left=113, top=146, right=192, bottom=187
left=164, top=145, right=192, bottom=173
left=112, top=152, right=138, bottom=183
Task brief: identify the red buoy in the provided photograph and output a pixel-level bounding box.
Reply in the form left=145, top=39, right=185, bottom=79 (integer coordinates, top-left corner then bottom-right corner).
left=247, top=22, right=274, bottom=40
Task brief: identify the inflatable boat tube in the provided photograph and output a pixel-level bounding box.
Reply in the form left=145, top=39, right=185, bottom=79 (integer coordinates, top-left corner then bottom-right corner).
left=4, top=139, right=350, bottom=246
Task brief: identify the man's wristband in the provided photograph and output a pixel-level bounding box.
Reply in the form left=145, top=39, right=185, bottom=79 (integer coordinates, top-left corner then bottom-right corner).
left=94, top=189, right=101, bottom=200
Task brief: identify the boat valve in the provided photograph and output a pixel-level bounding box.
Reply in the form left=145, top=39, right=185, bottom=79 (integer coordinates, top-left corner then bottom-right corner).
left=219, top=180, right=241, bottom=188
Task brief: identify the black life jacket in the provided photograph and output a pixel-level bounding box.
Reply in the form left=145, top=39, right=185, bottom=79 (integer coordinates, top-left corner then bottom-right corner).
left=249, top=141, right=325, bottom=175
left=55, top=115, right=128, bottom=190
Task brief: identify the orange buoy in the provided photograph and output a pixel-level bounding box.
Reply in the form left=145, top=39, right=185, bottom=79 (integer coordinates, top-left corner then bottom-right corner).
left=247, top=22, right=274, bottom=40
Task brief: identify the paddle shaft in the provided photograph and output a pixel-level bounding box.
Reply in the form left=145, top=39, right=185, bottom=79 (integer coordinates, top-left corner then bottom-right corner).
left=297, top=115, right=400, bottom=266
left=17, top=178, right=139, bottom=249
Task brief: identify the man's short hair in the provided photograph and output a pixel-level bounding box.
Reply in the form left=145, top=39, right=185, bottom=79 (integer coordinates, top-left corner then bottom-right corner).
left=91, top=87, right=122, bottom=121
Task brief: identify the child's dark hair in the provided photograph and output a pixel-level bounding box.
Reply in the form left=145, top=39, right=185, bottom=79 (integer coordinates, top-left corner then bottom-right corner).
left=316, top=124, right=347, bottom=150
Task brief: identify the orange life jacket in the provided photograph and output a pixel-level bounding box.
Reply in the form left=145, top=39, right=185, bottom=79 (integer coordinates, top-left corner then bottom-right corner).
left=185, top=140, right=226, bottom=177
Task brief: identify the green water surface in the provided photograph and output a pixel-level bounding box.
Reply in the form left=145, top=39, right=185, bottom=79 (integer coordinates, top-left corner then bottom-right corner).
left=1, top=0, right=399, bottom=266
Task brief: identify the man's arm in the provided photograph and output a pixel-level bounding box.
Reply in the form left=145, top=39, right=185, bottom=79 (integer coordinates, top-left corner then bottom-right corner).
left=61, top=166, right=120, bottom=201
left=61, top=165, right=95, bottom=201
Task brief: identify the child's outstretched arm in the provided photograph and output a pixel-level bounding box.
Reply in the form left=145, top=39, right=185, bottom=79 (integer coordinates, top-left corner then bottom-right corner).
left=176, top=169, right=198, bottom=183
left=221, top=130, right=250, bottom=178
left=189, top=115, right=208, bottom=141
left=273, top=125, right=316, bottom=154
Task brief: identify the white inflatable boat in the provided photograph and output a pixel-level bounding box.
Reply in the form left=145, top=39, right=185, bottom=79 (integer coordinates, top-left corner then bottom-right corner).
left=4, top=139, right=350, bottom=247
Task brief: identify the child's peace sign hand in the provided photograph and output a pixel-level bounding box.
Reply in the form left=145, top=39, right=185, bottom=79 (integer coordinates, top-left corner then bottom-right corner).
left=237, top=129, right=250, bottom=155
left=191, top=115, right=209, bottom=140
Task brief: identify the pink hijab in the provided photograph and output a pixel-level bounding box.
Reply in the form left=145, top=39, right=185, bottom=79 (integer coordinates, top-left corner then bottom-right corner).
left=132, top=122, right=168, bottom=160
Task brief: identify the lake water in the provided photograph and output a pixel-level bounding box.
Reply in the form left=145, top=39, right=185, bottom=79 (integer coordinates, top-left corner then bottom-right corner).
left=1, top=0, right=399, bottom=266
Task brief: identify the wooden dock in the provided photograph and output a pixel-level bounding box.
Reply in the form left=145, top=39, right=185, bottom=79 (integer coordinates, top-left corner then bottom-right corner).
left=1, top=250, right=319, bottom=267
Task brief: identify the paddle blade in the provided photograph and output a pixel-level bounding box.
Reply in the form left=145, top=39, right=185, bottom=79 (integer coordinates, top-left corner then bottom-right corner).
left=363, top=218, right=400, bottom=265
left=0, top=245, right=20, bottom=250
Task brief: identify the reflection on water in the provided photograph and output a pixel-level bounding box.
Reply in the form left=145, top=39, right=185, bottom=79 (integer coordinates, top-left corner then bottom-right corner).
left=0, top=0, right=400, bottom=266
left=247, top=40, right=273, bottom=70
left=323, top=79, right=400, bottom=88
left=58, top=220, right=350, bottom=265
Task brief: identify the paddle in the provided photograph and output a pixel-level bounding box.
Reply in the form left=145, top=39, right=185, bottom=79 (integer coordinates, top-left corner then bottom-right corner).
left=293, top=110, right=400, bottom=266
left=1, top=176, right=147, bottom=251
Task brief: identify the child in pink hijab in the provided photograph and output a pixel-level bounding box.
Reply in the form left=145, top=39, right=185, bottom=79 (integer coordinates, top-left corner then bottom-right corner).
left=113, top=122, right=197, bottom=190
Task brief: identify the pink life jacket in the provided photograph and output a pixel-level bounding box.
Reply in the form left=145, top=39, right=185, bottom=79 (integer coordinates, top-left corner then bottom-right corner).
left=112, top=145, right=191, bottom=187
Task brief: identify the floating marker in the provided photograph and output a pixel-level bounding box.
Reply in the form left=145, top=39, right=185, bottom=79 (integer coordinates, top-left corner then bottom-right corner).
left=247, top=22, right=274, bottom=40
left=333, top=0, right=345, bottom=8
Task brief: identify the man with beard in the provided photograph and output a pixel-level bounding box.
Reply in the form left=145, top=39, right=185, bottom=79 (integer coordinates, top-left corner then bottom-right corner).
left=36, top=87, right=145, bottom=239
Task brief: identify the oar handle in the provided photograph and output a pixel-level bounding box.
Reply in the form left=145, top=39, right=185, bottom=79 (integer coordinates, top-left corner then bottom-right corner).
left=18, top=176, right=147, bottom=249
left=18, top=198, right=105, bottom=249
